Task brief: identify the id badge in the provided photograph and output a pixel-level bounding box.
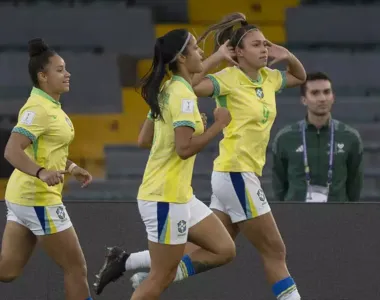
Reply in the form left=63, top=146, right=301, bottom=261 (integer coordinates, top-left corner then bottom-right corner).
left=305, top=185, right=329, bottom=203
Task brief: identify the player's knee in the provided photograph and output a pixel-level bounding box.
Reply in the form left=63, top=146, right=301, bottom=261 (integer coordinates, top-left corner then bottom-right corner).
left=217, top=239, right=236, bottom=265
left=0, top=257, right=23, bottom=282
left=0, top=271, right=21, bottom=283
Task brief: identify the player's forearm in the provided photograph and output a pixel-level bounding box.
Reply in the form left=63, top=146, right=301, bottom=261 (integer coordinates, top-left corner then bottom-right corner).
left=286, top=52, right=307, bottom=82
left=66, top=160, right=79, bottom=173
left=4, top=147, right=42, bottom=177
left=177, top=122, right=224, bottom=159
left=138, top=119, right=154, bottom=149
left=66, top=160, right=73, bottom=169
left=192, top=52, right=225, bottom=87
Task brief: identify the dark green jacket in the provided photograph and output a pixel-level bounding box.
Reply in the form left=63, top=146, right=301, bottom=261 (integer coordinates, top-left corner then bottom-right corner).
left=272, top=118, right=363, bottom=202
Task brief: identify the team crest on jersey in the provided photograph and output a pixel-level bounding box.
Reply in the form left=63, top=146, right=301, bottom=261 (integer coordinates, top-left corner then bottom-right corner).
left=255, top=88, right=264, bottom=99
left=65, top=116, right=73, bottom=128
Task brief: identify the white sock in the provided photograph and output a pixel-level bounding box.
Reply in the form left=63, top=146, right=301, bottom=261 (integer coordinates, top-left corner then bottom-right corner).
left=278, top=288, right=301, bottom=300
left=174, top=265, right=186, bottom=281
left=125, top=250, right=151, bottom=271
left=131, top=264, right=186, bottom=288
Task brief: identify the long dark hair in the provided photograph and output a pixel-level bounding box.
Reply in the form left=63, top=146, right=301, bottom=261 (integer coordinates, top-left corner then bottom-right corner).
left=140, top=29, right=190, bottom=120
left=197, top=12, right=258, bottom=52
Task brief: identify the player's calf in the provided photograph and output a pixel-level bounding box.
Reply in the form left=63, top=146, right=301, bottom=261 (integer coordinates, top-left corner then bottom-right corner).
left=175, top=241, right=236, bottom=282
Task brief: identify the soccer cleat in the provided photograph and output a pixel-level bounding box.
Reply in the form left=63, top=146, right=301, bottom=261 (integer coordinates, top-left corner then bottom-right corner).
left=93, top=246, right=130, bottom=295
left=130, top=272, right=149, bottom=290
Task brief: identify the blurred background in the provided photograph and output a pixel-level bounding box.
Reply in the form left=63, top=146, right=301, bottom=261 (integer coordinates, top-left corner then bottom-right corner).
left=0, top=0, right=379, bottom=202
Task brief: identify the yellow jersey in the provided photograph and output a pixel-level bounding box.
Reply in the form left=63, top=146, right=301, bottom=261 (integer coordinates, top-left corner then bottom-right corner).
left=137, top=76, right=204, bottom=204
left=6, top=87, right=75, bottom=206
left=206, top=66, right=286, bottom=175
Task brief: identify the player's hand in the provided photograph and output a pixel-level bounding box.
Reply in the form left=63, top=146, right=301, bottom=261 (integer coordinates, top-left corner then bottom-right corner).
left=71, top=166, right=93, bottom=188
left=201, top=113, right=208, bottom=129
left=38, top=169, right=67, bottom=186
left=267, top=41, right=291, bottom=66
left=216, top=40, right=238, bottom=66
left=213, top=107, right=231, bottom=128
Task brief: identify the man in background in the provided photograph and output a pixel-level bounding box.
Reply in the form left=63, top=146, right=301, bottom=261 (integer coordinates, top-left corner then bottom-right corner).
left=272, top=72, right=363, bottom=202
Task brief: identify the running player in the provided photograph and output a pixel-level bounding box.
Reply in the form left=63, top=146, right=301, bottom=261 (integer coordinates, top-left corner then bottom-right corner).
left=126, top=13, right=306, bottom=299
left=1, top=38, right=94, bottom=300
left=93, top=29, right=235, bottom=299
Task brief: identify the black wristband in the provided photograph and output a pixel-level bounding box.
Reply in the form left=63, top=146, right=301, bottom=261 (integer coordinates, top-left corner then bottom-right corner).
left=36, top=167, right=45, bottom=179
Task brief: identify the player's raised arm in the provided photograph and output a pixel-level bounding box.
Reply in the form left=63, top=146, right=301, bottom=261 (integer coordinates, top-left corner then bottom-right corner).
left=267, top=41, right=306, bottom=88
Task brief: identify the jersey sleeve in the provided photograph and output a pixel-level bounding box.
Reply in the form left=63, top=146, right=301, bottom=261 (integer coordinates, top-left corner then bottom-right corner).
left=266, top=68, right=287, bottom=93
left=169, top=94, right=197, bottom=130
left=12, top=105, right=49, bottom=143
left=205, top=68, right=232, bottom=98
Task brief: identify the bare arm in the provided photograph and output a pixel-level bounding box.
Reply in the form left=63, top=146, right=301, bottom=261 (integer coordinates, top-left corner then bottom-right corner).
left=193, top=77, right=215, bottom=98
left=193, top=40, right=237, bottom=89
left=174, top=108, right=230, bottom=160
left=284, top=52, right=307, bottom=88
left=4, top=132, right=42, bottom=177
left=192, top=52, right=225, bottom=87
left=175, top=122, right=223, bottom=160
left=138, top=118, right=154, bottom=149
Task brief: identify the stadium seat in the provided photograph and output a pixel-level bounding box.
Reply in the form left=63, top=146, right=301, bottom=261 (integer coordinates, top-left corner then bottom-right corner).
left=68, top=114, right=143, bottom=160
left=156, top=23, right=285, bottom=51
left=286, top=6, right=380, bottom=44
left=134, top=0, right=189, bottom=23
left=188, top=0, right=299, bottom=24
left=122, top=87, right=149, bottom=116
left=276, top=97, right=380, bottom=123
left=105, top=145, right=149, bottom=179
left=0, top=6, right=155, bottom=55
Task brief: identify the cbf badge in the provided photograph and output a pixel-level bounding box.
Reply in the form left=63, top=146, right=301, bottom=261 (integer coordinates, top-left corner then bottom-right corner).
left=255, top=87, right=264, bottom=99
left=56, top=206, right=66, bottom=220
left=65, top=116, right=74, bottom=131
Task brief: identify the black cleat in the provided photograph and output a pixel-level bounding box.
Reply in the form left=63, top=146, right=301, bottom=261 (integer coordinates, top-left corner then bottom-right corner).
left=93, top=246, right=130, bottom=295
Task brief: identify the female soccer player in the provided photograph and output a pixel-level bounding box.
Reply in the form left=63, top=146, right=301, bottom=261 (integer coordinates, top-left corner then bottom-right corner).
left=93, top=29, right=235, bottom=299
left=126, top=13, right=307, bottom=300
left=1, top=38, right=94, bottom=300
left=191, top=13, right=306, bottom=300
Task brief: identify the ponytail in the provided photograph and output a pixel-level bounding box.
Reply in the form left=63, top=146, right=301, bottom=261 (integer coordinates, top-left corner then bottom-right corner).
left=140, top=29, right=190, bottom=121
left=197, top=12, right=257, bottom=52
left=140, top=39, right=167, bottom=121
